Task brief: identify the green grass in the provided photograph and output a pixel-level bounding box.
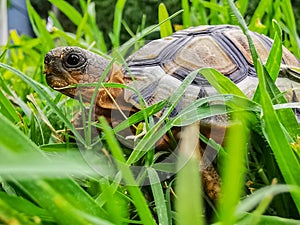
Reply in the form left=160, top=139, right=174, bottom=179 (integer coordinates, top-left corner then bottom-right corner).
left=0, top=0, right=300, bottom=224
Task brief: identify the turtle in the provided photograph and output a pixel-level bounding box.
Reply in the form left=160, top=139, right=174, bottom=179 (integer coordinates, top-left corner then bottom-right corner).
left=44, top=25, right=300, bottom=199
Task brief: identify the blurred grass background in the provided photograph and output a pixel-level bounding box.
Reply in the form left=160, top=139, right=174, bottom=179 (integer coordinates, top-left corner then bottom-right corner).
left=29, top=0, right=300, bottom=49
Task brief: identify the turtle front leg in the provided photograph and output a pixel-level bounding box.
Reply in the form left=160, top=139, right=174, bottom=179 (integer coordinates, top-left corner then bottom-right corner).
left=201, top=162, right=221, bottom=200
left=178, top=122, right=221, bottom=200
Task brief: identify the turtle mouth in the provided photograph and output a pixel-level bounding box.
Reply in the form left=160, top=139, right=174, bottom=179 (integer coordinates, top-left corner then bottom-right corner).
left=44, top=66, right=78, bottom=98
left=45, top=73, right=69, bottom=89
left=45, top=73, right=77, bottom=98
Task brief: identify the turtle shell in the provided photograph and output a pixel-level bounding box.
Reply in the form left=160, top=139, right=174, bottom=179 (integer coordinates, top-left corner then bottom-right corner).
left=123, top=25, right=300, bottom=112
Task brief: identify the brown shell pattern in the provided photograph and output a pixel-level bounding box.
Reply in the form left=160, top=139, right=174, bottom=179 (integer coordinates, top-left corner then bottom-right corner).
left=123, top=25, right=300, bottom=112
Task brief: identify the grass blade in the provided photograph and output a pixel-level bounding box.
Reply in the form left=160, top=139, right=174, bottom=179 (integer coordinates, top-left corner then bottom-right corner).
left=158, top=3, right=173, bottom=37
left=199, top=67, right=247, bottom=97
left=173, top=94, right=260, bottom=126
left=194, top=0, right=208, bottom=25
left=0, top=192, right=53, bottom=222
left=0, top=88, right=20, bottom=123
left=238, top=214, right=300, bottom=225
left=118, top=10, right=182, bottom=56
left=99, top=117, right=156, bottom=225
left=112, top=0, right=127, bottom=48
left=248, top=0, right=272, bottom=33
left=218, top=113, right=249, bottom=225
left=76, top=0, right=90, bottom=42
left=86, top=2, right=107, bottom=52
left=176, top=123, right=204, bottom=225
left=181, top=0, right=191, bottom=28
left=236, top=0, right=248, bottom=16
left=49, top=0, right=83, bottom=26
left=265, top=20, right=282, bottom=81
left=236, top=184, right=299, bottom=215
left=113, top=100, right=168, bottom=133
left=148, top=168, right=170, bottom=225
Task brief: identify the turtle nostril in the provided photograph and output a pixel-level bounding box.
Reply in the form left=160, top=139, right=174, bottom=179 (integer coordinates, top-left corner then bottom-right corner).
left=44, top=52, right=54, bottom=75
left=44, top=53, right=51, bottom=65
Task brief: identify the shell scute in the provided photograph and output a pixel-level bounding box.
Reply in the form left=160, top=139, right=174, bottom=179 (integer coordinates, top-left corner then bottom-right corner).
left=124, top=25, right=300, bottom=111
left=171, top=36, right=237, bottom=75
left=126, top=37, right=177, bottom=63
left=223, top=30, right=271, bottom=64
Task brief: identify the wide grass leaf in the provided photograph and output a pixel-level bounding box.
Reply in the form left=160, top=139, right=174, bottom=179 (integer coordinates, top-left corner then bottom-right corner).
left=248, top=0, right=273, bottom=33
left=0, top=192, right=53, bottom=222
left=0, top=199, right=43, bottom=225
left=0, top=114, right=111, bottom=224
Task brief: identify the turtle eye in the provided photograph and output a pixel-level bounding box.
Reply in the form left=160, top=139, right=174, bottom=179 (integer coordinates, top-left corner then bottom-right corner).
left=64, top=53, right=85, bottom=68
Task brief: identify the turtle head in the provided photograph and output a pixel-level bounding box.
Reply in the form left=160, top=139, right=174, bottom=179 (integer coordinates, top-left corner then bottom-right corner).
left=44, top=46, right=115, bottom=99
